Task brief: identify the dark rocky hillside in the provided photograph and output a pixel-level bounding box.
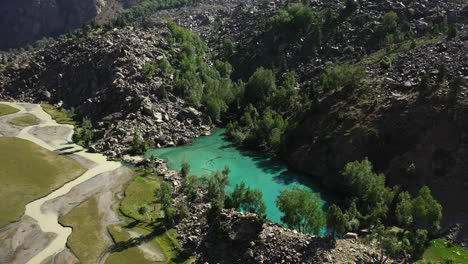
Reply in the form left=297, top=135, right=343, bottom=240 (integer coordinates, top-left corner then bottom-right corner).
left=0, top=27, right=213, bottom=156
left=0, top=0, right=125, bottom=50
left=283, top=37, right=468, bottom=237
left=136, top=0, right=468, bottom=240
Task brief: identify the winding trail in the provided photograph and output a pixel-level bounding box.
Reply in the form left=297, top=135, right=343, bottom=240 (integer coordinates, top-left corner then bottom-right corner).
left=1, top=102, right=122, bottom=264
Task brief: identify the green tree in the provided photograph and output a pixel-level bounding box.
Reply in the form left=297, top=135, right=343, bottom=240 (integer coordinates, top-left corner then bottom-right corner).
left=344, top=200, right=361, bottom=232
left=182, top=174, right=199, bottom=203
left=341, top=158, right=393, bottom=216
left=395, top=191, right=413, bottom=228
left=437, top=64, right=447, bottom=83
left=382, top=11, right=398, bottom=32
left=327, top=204, right=346, bottom=238
left=242, top=188, right=267, bottom=217
left=245, top=67, right=277, bottom=106
left=207, top=199, right=226, bottom=232
left=408, top=229, right=428, bottom=257
left=276, top=185, right=325, bottom=235
left=320, top=63, right=365, bottom=95
left=227, top=182, right=267, bottom=217
left=155, top=181, right=173, bottom=210
left=72, top=117, right=94, bottom=147
left=447, top=24, right=458, bottom=40
left=269, top=71, right=299, bottom=113
left=206, top=170, right=231, bottom=202
left=419, top=74, right=430, bottom=94
left=138, top=205, right=152, bottom=223
left=374, top=221, right=403, bottom=264
left=411, top=186, right=442, bottom=231
left=155, top=181, right=176, bottom=226
left=131, top=129, right=148, bottom=155
left=447, top=76, right=466, bottom=108
left=142, top=60, right=158, bottom=79
left=81, top=117, right=94, bottom=147
left=229, top=182, right=247, bottom=209
left=180, top=162, right=190, bottom=178
left=176, top=201, right=189, bottom=221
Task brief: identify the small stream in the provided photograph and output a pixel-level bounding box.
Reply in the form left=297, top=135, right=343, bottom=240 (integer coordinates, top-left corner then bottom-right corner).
left=147, top=129, right=332, bottom=228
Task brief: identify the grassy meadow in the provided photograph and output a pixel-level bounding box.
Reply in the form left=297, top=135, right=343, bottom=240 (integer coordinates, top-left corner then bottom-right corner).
left=9, top=114, right=40, bottom=126
left=0, top=104, right=19, bottom=116
left=0, top=137, right=86, bottom=227
left=59, top=197, right=111, bottom=264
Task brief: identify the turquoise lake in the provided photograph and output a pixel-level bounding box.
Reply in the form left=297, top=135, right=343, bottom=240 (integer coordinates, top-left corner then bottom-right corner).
left=146, top=129, right=330, bottom=226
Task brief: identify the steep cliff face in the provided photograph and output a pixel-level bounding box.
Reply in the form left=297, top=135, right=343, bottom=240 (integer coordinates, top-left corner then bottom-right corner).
left=0, top=0, right=123, bottom=50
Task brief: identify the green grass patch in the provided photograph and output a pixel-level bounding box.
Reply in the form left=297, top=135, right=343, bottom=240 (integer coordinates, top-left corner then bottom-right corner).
left=155, top=229, right=183, bottom=261
left=106, top=225, right=167, bottom=264
left=120, top=175, right=162, bottom=222
left=41, top=104, right=76, bottom=125
left=0, top=104, right=19, bottom=116
left=59, top=197, right=110, bottom=264
left=106, top=170, right=192, bottom=264
left=417, top=239, right=468, bottom=264
left=9, top=114, right=40, bottom=127
left=107, top=224, right=188, bottom=264
left=359, top=36, right=442, bottom=66
left=0, top=137, right=86, bottom=227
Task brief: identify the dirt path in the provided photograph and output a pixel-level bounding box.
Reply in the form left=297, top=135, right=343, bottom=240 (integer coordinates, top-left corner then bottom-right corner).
left=0, top=102, right=123, bottom=264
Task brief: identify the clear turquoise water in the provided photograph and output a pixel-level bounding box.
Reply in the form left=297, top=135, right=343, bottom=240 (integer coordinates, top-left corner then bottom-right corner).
left=146, top=129, right=331, bottom=226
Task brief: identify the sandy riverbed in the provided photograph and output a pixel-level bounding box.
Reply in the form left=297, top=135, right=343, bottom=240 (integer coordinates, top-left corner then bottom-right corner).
left=0, top=102, right=131, bottom=264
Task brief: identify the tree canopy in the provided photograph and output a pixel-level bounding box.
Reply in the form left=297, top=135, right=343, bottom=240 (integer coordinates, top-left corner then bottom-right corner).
left=276, top=185, right=325, bottom=235
left=327, top=204, right=346, bottom=237
left=226, top=182, right=267, bottom=217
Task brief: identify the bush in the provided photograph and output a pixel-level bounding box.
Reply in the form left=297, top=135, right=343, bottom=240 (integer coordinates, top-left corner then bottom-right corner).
left=382, top=11, right=398, bottom=32
left=142, top=60, right=158, bottom=78
left=380, top=56, right=392, bottom=69
left=341, top=158, right=394, bottom=216
left=245, top=67, right=277, bottom=107
left=447, top=24, right=458, bottom=40
left=226, top=182, right=267, bottom=217
left=72, top=117, right=94, bottom=147
left=131, top=129, right=148, bottom=155
left=320, top=63, right=365, bottom=95
left=276, top=185, right=325, bottom=235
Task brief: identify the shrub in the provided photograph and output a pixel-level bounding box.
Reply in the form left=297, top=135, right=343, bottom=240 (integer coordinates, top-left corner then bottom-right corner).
left=320, top=63, right=365, bottom=95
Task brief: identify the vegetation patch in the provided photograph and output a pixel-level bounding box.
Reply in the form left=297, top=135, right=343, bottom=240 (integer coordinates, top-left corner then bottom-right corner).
left=0, top=104, right=19, bottom=116
left=59, top=197, right=110, bottom=264
left=119, top=175, right=162, bottom=222
left=417, top=239, right=468, bottom=264
left=9, top=114, right=39, bottom=127
left=0, top=137, right=86, bottom=227
left=106, top=225, right=163, bottom=264
left=41, top=104, right=76, bottom=125
left=358, top=36, right=442, bottom=67
left=105, top=169, right=192, bottom=263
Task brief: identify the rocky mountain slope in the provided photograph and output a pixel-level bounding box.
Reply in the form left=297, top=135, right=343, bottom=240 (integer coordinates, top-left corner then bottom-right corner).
left=0, top=0, right=125, bottom=50
left=0, top=27, right=212, bottom=157
left=283, top=37, right=468, bottom=236
left=136, top=0, right=468, bottom=240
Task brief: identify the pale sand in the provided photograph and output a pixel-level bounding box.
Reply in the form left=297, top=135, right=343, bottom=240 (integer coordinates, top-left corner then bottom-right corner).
left=0, top=102, right=122, bottom=264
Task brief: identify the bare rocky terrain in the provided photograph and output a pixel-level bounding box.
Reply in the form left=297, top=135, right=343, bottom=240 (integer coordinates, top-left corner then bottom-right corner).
left=0, top=27, right=213, bottom=157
